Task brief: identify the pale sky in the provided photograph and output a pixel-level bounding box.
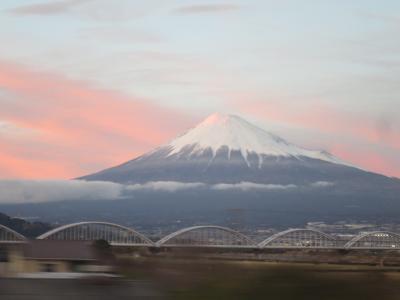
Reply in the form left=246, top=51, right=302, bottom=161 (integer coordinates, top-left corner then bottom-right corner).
left=0, top=0, right=399, bottom=178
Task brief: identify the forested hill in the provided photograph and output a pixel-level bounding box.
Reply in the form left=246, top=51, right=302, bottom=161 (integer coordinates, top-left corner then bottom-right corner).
left=0, top=212, right=53, bottom=238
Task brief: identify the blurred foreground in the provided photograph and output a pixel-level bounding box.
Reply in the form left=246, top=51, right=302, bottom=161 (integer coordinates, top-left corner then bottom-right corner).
left=2, top=240, right=400, bottom=299
left=2, top=257, right=400, bottom=299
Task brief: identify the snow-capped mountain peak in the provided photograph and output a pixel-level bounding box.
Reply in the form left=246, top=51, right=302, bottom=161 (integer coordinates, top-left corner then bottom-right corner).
left=165, top=113, right=349, bottom=167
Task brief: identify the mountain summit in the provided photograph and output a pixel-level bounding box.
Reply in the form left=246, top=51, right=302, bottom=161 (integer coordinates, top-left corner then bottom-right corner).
left=165, top=113, right=347, bottom=167
left=80, top=113, right=378, bottom=185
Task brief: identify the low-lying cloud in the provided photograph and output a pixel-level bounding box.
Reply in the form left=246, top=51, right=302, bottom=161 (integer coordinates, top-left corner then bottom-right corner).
left=0, top=180, right=123, bottom=204
left=126, top=181, right=205, bottom=192
left=0, top=180, right=335, bottom=204
left=212, top=182, right=297, bottom=191
left=0, top=180, right=208, bottom=204
left=310, top=181, right=335, bottom=188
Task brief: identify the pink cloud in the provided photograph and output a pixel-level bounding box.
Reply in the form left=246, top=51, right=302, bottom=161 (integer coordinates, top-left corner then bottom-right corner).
left=9, top=0, right=90, bottom=15
left=233, top=95, right=400, bottom=177
left=330, top=144, right=400, bottom=179
left=174, top=4, right=239, bottom=14
left=0, top=61, right=194, bottom=179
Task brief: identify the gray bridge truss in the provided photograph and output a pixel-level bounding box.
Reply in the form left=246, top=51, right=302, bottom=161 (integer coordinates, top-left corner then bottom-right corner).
left=156, top=225, right=255, bottom=248
left=2, top=222, right=400, bottom=250
left=259, top=228, right=338, bottom=248
left=36, top=222, right=154, bottom=246
left=0, top=224, right=26, bottom=243
left=343, top=231, right=400, bottom=249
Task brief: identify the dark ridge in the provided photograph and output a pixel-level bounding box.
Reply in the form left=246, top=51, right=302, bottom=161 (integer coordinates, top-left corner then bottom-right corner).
left=0, top=211, right=53, bottom=238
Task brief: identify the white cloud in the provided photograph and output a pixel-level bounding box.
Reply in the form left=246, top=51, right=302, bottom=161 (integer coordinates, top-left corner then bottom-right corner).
left=0, top=180, right=335, bottom=204
left=126, top=181, right=205, bottom=192
left=310, top=181, right=335, bottom=188
left=211, top=182, right=297, bottom=191
left=0, top=180, right=123, bottom=204
left=0, top=180, right=207, bottom=204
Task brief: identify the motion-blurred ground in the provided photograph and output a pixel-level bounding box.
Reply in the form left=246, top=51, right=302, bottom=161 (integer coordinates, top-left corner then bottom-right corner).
left=2, top=258, right=400, bottom=299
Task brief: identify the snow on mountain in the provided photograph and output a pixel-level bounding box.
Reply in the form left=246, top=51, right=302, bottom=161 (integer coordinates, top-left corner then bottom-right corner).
left=164, top=113, right=350, bottom=167
left=80, top=112, right=371, bottom=184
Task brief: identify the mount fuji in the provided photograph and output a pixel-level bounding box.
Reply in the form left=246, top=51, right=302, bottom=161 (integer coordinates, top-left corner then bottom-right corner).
left=2, top=113, right=399, bottom=229
left=80, top=113, right=383, bottom=188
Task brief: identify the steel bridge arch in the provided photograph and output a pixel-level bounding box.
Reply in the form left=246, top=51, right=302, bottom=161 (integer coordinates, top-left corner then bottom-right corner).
left=37, top=221, right=154, bottom=246
left=0, top=224, right=26, bottom=243
left=344, top=231, right=400, bottom=249
left=156, top=225, right=255, bottom=248
left=259, top=228, right=337, bottom=248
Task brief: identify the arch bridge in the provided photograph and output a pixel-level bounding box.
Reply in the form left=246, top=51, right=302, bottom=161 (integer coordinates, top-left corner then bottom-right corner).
left=4, top=222, right=400, bottom=250
left=258, top=228, right=338, bottom=248
left=0, top=224, right=26, bottom=243
left=157, top=226, right=255, bottom=248
left=37, top=222, right=154, bottom=246
left=344, top=231, right=400, bottom=249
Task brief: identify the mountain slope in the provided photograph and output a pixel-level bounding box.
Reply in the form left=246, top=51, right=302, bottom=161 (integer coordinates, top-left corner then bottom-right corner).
left=80, top=113, right=392, bottom=187
left=3, top=113, right=400, bottom=229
